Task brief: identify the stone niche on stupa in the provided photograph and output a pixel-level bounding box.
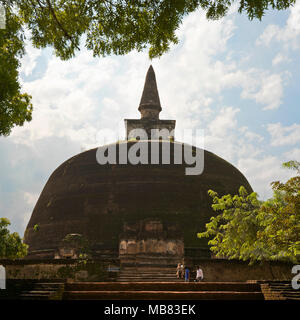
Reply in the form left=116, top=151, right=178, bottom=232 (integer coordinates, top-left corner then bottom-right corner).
left=119, top=219, right=184, bottom=265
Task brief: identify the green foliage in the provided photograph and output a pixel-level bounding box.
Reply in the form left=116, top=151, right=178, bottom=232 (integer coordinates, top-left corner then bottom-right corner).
left=198, top=161, right=300, bottom=264
left=282, top=160, right=300, bottom=173
left=257, top=161, right=300, bottom=262
left=198, top=187, right=265, bottom=263
left=0, top=0, right=295, bottom=136
left=17, top=0, right=296, bottom=61
left=17, top=0, right=194, bottom=60
left=0, top=5, right=32, bottom=136
left=0, top=217, right=28, bottom=259
left=33, top=224, right=40, bottom=232
left=202, top=0, right=295, bottom=20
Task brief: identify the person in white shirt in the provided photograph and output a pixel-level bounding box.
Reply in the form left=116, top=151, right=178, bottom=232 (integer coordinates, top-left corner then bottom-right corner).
left=0, top=265, right=5, bottom=290
left=196, top=266, right=203, bottom=282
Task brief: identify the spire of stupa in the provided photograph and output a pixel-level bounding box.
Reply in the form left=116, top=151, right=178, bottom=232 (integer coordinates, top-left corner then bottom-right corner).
left=138, top=65, right=162, bottom=119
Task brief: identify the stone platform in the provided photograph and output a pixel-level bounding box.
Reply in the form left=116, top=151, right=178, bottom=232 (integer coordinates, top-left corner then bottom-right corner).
left=63, top=281, right=264, bottom=300
left=3, top=280, right=299, bottom=300
left=16, top=281, right=263, bottom=300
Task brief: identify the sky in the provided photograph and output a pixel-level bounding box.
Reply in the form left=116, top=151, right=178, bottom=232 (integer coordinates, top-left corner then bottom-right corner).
left=1, top=3, right=300, bottom=236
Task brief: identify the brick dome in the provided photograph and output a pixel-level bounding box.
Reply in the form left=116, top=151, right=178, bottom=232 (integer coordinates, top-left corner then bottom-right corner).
left=24, top=141, right=252, bottom=258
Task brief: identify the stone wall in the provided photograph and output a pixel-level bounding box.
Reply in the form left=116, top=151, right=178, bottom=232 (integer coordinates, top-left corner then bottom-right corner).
left=184, top=258, right=294, bottom=282
left=0, top=258, right=294, bottom=282
left=0, top=259, right=118, bottom=282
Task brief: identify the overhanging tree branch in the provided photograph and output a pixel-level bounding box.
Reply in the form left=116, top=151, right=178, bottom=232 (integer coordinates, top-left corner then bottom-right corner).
left=36, top=0, right=81, bottom=51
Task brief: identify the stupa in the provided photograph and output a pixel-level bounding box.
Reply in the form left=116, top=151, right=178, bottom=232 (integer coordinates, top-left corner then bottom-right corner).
left=24, top=66, right=252, bottom=265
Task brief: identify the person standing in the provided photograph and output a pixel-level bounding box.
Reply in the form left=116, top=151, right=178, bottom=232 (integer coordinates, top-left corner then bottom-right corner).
left=184, top=266, right=190, bottom=282
left=176, top=263, right=181, bottom=279
left=180, top=263, right=184, bottom=279
left=0, top=265, right=5, bottom=290
left=196, top=266, right=204, bottom=282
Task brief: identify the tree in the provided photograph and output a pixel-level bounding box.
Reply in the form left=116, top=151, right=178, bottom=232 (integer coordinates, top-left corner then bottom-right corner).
left=198, top=161, right=300, bottom=264
left=0, top=217, right=28, bottom=259
left=17, top=0, right=297, bottom=60
left=256, top=161, right=300, bottom=262
left=0, top=0, right=296, bottom=135
left=198, top=186, right=266, bottom=263
left=0, top=6, right=32, bottom=136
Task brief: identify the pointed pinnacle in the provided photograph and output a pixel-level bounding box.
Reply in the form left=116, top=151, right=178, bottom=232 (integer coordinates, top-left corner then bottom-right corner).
left=138, top=65, right=162, bottom=114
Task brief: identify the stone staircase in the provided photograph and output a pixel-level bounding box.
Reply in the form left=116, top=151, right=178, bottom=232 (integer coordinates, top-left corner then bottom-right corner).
left=15, top=280, right=300, bottom=300
left=20, top=283, right=64, bottom=300
left=260, top=281, right=300, bottom=300
left=117, top=266, right=182, bottom=282
left=62, top=281, right=264, bottom=300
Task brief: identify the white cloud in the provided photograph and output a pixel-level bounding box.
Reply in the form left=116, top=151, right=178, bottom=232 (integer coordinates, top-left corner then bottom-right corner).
left=20, top=31, right=42, bottom=76
left=24, top=192, right=39, bottom=206
left=238, top=156, right=294, bottom=199
left=12, top=51, right=123, bottom=147
left=239, top=126, right=264, bottom=142
left=286, top=1, right=300, bottom=36
left=256, top=25, right=281, bottom=46
left=0, top=135, right=81, bottom=235
left=254, top=73, right=284, bottom=110
left=283, top=147, right=300, bottom=160
left=267, top=123, right=300, bottom=146
left=240, top=71, right=285, bottom=110
left=272, top=53, right=290, bottom=66
left=208, top=106, right=240, bottom=136
left=256, top=1, right=300, bottom=73
left=256, top=1, right=300, bottom=47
